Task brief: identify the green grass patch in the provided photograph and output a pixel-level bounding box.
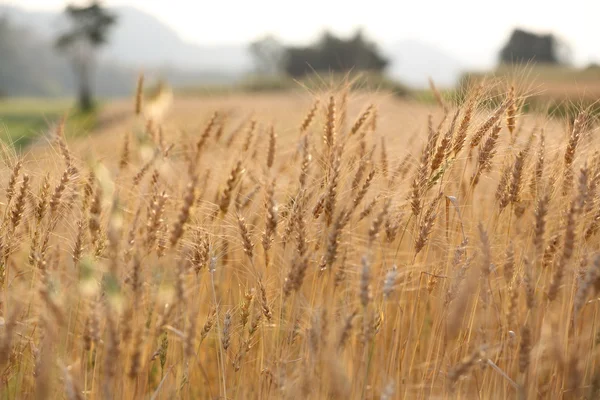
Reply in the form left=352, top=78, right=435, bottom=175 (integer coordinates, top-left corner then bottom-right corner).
left=0, top=98, right=99, bottom=150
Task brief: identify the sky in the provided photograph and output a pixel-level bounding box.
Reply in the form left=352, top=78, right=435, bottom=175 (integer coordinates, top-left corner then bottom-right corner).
left=5, top=0, right=600, bottom=69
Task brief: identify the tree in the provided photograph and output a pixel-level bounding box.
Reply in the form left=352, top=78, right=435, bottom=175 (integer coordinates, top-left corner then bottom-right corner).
left=249, top=35, right=286, bottom=75
left=249, top=29, right=389, bottom=78
left=56, top=1, right=116, bottom=111
left=283, top=29, right=388, bottom=77
left=499, top=28, right=571, bottom=66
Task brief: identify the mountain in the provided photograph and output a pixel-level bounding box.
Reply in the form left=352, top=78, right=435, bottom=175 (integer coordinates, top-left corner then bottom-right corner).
left=0, top=5, right=251, bottom=74
left=0, top=4, right=465, bottom=95
left=0, top=5, right=61, bottom=38
left=103, top=7, right=251, bottom=72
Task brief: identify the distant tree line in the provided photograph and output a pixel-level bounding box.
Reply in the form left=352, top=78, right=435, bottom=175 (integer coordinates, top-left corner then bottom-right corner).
left=250, top=29, right=389, bottom=78
left=250, top=27, right=576, bottom=81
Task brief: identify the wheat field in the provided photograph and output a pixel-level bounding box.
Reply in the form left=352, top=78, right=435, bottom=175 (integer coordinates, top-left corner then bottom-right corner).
left=0, top=77, right=599, bottom=399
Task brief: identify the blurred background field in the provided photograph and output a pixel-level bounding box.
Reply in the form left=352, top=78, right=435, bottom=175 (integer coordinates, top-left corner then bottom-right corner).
left=1, top=1, right=599, bottom=151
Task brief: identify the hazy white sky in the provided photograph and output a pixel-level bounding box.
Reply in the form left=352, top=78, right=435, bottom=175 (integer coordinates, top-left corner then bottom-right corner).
left=6, top=0, right=600, bottom=68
